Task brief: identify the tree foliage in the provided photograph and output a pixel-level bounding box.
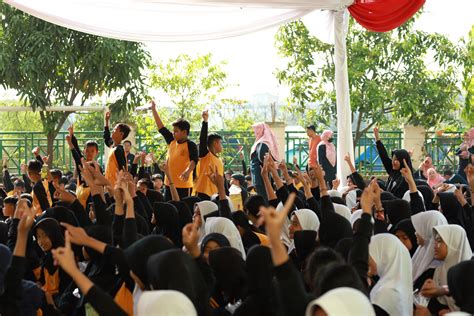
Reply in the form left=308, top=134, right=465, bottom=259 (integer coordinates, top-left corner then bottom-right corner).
left=0, top=2, right=150, bottom=161
left=0, top=100, right=43, bottom=131
left=275, top=16, right=468, bottom=144
left=149, top=54, right=228, bottom=126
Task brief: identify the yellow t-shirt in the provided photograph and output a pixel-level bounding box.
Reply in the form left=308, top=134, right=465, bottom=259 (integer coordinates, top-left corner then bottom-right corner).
left=195, top=152, right=224, bottom=197
left=105, top=147, right=127, bottom=188
left=165, top=140, right=194, bottom=189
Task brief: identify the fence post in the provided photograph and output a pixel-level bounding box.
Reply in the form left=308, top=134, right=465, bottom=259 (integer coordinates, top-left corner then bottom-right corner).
left=402, top=125, right=426, bottom=168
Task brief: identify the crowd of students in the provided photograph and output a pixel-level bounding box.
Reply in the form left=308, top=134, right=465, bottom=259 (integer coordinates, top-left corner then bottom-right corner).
left=0, top=102, right=473, bottom=316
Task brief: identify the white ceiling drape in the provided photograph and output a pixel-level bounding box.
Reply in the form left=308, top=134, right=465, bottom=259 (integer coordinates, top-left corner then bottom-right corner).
left=4, top=0, right=353, bottom=42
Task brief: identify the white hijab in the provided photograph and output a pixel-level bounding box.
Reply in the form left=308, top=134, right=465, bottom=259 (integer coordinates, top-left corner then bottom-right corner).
left=345, top=189, right=358, bottom=210
left=204, top=217, right=246, bottom=259
left=402, top=190, right=425, bottom=204
left=411, top=211, right=448, bottom=281
left=350, top=209, right=363, bottom=228
left=195, top=200, right=218, bottom=241
left=137, top=290, right=197, bottom=316
left=369, top=234, right=413, bottom=316
left=432, top=224, right=473, bottom=310
left=276, top=202, right=292, bottom=248
left=333, top=204, right=351, bottom=223
left=305, top=287, right=375, bottom=316
left=288, top=209, right=320, bottom=254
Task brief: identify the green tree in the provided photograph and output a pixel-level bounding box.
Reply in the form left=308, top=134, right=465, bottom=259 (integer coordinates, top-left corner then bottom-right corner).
left=0, top=2, right=150, bottom=162
left=461, top=26, right=473, bottom=126
left=149, top=54, right=228, bottom=126
left=275, top=17, right=467, bottom=145
left=0, top=100, right=43, bottom=131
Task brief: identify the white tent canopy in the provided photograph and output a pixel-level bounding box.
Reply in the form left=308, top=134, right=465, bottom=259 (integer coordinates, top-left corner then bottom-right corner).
left=5, top=0, right=355, bottom=181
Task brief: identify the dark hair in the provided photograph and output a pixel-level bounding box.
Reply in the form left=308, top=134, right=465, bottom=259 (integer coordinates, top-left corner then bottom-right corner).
left=50, top=169, right=62, bottom=180
left=59, top=177, right=69, bottom=186
left=443, top=169, right=453, bottom=176
left=313, top=262, right=368, bottom=297
left=27, top=160, right=42, bottom=173
left=3, top=196, right=18, bottom=205
left=172, top=118, right=190, bottom=135
left=85, top=140, right=99, bottom=151
left=13, top=179, right=25, bottom=188
left=116, top=123, right=131, bottom=139
left=306, top=125, right=316, bottom=132
left=152, top=174, right=163, bottom=181
left=207, top=133, right=222, bottom=147
left=305, top=247, right=344, bottom=289
left=123, top=140, right=132, bottom=146
left=20, top=193, right=33, bottom=204
left=244, top=195, right=267, bottom=218
left=245, top=175, right=252, bottom=181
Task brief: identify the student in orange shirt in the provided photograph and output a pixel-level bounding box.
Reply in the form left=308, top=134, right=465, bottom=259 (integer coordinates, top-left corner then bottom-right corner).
left=306, top=125, right=321, bottom=169
left=195, top=110, right=224, bottom=200
left=150, top=100, right=198, bottom=200
left=103, top=111, right=130, bottom=187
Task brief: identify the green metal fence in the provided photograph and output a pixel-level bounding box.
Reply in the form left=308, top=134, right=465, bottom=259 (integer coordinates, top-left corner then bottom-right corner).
left=0, top=131, right=105, bottom=174
left=0, top=130, right=464, bottom=176
left=424, top=131, right=463, bottom=173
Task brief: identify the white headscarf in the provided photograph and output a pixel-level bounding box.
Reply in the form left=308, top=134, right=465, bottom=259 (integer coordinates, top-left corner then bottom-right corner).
left=277, top=202, right=292, bottom=248
left=195, top=200, right=218, bottom=242
left=137, top=290, right=197, bottom=316
left=327, top=189, right=342, bottom=198
left=288, top=209, right=320, bottom=254
left=350, top=209, right=363, bottom=228
left=204, top=217, right=246, bottom=259
left=369, top=234, right=413, bottom=316
left=411, top=211, right=448, bottom=281
left=432, top=224, right=473, bottom=311
left=305, top=287, right=375, bottom=316
left=345, top=189, right=357, bottom=210
left=402, top=190, right=425, bottom=204
left=333, top=204, right=351, bottom=223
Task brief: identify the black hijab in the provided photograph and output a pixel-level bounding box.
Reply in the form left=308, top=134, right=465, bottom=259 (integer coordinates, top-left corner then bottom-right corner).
left=209, top=246, right=247, bottom=304
left=147, top=249, right=209, bottom=316
left=235, top=246, right=281, bottom=316
left=200, top=233, right=231, bottom=254
left=168, top=200, right=193, bottom=231
left=152, top=202, right=182, bottom=247
left=417, top=185, right=434, bottom=210
left=319, top=212, right=353, bottom=248
left=232, top=211, right=261, bottom=252
left=393, top=218, right=418, bottom=256
left=181, top=196, right=201, bottom=215
left=386, top=149, right=412, bottom=198
left=0, top=222, right=8, bottom=245
left=330, top=196, right=346, bottom=206
left=438, top=192, right=466, bottom=227
left=33, top=218, right=64, bottom=274
left=447, top=260, right=474, bottom=314
left=124, top=235, right=174, bottom=287
left=383, top=199, right=411, bottom=229
left=294, top=230, right=318, bottom=264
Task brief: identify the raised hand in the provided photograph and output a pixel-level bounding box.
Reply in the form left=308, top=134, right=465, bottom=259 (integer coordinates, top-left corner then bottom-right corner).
left=150, top=100, right=156, bottom=111
left=373, top=127, right=380, bottom=141
left=105, top=111, right=111, bottom=121
left=202, top=110, right=209, bottom=122
left=67, top=124, right=74, bottom=137
left=17, top=199, right=36, bottom=234
left=60, top=222, right=91, bottom=246
left=332, top=178, right=340, bottom=190
left=182, top=223, right=200, bottom=258
left=53, top=183, right=77, bottom=204
left=454, top=187, right=467, bottom=206
left=361, top=180, right=377, bottom=214
left=259, top=192, right=296, bottom=240
left=400, top=159, right=414, bottom=182
left=32, top=146, right=41, bottom=157
left=51, top=231, right=77, bottom=275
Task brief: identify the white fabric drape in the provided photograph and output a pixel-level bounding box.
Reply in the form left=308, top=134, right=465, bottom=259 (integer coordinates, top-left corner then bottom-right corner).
left=333, top=9, right=354, bottom=184
left=4, top=0, right=355, bottom=42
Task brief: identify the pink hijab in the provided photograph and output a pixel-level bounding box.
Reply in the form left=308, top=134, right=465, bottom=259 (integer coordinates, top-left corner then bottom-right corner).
left=427, top=168, right=445, bottom=188
left=419, top=156, right=434, bottom=179
left=251, top=123, right=281, bottom=162
left=318, top=130, right=336, bottom=167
